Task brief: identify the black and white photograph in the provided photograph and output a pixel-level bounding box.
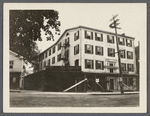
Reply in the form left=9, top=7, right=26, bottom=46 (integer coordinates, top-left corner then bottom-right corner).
left=3, top=3, right=147, bottom=113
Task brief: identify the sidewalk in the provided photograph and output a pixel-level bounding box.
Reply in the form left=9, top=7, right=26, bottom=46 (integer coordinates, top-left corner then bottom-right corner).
left=10, top=89, right=139, bottom=95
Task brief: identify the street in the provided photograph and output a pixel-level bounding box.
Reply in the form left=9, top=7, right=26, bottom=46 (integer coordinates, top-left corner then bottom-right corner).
left=10, top=91, right=139, bottom=107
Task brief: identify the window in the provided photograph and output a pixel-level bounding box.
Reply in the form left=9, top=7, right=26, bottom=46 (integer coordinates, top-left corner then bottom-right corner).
left=123, top=78, right=127, bottom=85
left=85, top=30, right=93, bottom=40
left=107, top=35, right=114, bottom=43
left=108, top=48, right=115, bottom=57
left=127, top=64, right=134, bottom=72
left=10, top=60, right=14, bottom=69
left=48, top=59, right=50, bottom=66
left=65, top=49, right=69, bottom=59
left=110, top=69, right=113, bottom=73
left=128, top=78, right=133, bottom=86
left=85, top=59, right=93, bottom=69
left=45, top=51, right=47, bottom=58
left=127, top=51, right=133, bottom=59
left=85, top=44, right=93, bottom=54
left=65, top=37, right=70, bottom=48
left=119, top=37, right=125, bottom=45
left=74, top=44, right=79, bottom=55
left=126, top=39, right=132, bottom=47
left=40, top=61, right=42, bottom=70
left=52, top=57, right=55, bottom=64
left=49, top=49, right=51, bottom=56
left=95, top=33, right=103, bottom=41
left=44, top=61, right=46, bottom=67
left=95, top=46, right=103, bottom=55
left=13, top=77, right=16, bottom=83
left=66, top=33, right=69, bottom=36
left=110, top=63, right=113, bottom=66
left=57, top=54, right=61, bottom=62
left=120, top=50, right=125, bottom=58
left=109, top=63, right=114, bottom=73
left=96, top=60, right=104, bottom=70
left=121, top=63, right=126, bottom=71
left=40, top=54, right=44, bottom=60
left=58, top=42, right=61, bottom=51
left=53, top=47, right=55, bottom=54
left=74, top=31, right=79, bottom=41
left=75, top=59, right=79, bottom=66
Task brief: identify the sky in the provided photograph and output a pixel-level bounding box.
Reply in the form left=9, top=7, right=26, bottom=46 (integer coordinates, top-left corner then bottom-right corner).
left=36, top=3, right=146, bottom=53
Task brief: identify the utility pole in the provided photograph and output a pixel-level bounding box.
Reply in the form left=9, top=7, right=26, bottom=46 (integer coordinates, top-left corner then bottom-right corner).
left=109, top=14, right=124, bottom=94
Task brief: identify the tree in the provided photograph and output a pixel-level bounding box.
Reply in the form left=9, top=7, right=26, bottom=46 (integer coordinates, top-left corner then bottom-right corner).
left=10, top=10, right=61, bottom=69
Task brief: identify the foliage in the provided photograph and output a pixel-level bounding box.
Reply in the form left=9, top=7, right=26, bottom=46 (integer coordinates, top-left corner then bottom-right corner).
left=10, top=10, right=61, bottom=70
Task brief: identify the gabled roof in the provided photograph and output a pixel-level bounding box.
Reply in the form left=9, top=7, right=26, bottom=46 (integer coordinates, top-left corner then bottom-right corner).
left=10, top=50, right=23, bottom=59
left=39, top=26, right=135, bottom=55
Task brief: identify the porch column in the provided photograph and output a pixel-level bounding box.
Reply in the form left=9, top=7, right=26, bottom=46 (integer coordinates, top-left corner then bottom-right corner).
left=84, top=74, right=87, bottom=92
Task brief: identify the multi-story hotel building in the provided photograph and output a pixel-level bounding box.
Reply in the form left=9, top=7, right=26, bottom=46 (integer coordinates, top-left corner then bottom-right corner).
left=38, top=26, right=138, bottom=91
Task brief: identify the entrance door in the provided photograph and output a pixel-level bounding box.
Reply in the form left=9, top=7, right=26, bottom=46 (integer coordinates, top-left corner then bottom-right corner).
left=110, top=79, right=114, bottom=90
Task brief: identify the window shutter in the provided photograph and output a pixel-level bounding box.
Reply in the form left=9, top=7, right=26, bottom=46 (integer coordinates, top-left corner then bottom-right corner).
left=126, top=39, right=128, bottom=46
left=101, top=34, right=103, bottom=41
left=85, top=59, right=87, bottom=68
left=85, top=44, right=87, bottom=53
left=130, top=40, right=132, bottom=47
left=125, top=63, right=126, bottom=71
left=127, top=51, right=129, bottom=59
left=91, top=32, right=93, bottom=39
left=74, top=33, right=76, bottom=41
left=127, top=64, right=129, bottom=71
left=132, top=64, right=134, bottom=72
left=113, top=49, right=115, bottom=57
left=102, top=47, right=103, bottom=55
left=107, top=35, right=109, bottom=42
left=78, top=31, right=79, bottom=39
left=108, top=48, right=109, bottom=56
left=74, top=46, right=76, bottom=55
left=95, top=33, right=97, bottom=40
left=92, top=60, right=94, bottom=69
left=95, top=46, right=97, bottom=55
left=92, top=46, right=93, bottom=54
left=132, top=52, right=133, bottom=59
left=112, top=36, right=114, bottom=43
left=123, top=38, right=125, bottom=45
left=124, top=50, right=125, bottom=58
left=78, top=44, right=79, bottom=54
left=96, top=61, right=97, bottom=69
left=85, top=30, right=87, bottom=38
left=102, top=61, right=104, bottom=70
